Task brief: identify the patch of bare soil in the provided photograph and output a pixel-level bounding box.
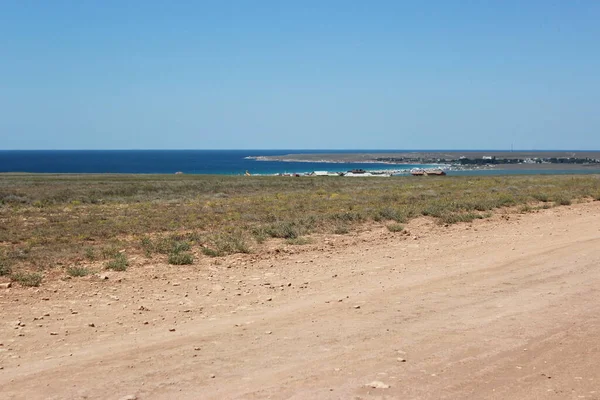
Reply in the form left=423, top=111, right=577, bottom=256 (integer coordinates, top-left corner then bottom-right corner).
left=1, top=202, right=600, bottom=399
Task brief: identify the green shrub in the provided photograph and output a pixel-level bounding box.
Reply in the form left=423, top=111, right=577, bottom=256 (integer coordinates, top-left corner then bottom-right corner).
left=387, top=223, right=404, bottom=232
left=440, top=212, right=483, bottom=225
left=266, top=221, right=301, bottom=239
left=518, top=205, right=532, bottom=214
left=101, top=246, right=120, bottom=259
left=168, top=252, right=194, bottom=265
left=554, top=196, right=572, bottom=206
left=332, top=224, right=350, bottom=235
left=172, top=241, right=191, bottom=254
left=84, top=247, right=96, bottom=261
left=140, top=236, right=154, bottom=257
left=106, top=253, right=128, bottom=271
left=532, top=193, right=550, bottom=202
left=251, top=227, right=268, bottom=244
left=11, top=272, right=43, bottom=287
left=375, top=207, right=405, bottom=222
left=202, top=232, right=250, bottom=256
left=201, top=247, right=221, bottom=257
left=0, top=262, right=12, bottom=277
left=66, top=266, right=91, bottom=277
left=285, top=237, right=312, bottom=245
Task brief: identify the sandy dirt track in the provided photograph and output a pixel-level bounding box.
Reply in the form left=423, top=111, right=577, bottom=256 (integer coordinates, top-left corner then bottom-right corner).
left=2, top=202, right=600, bottom=399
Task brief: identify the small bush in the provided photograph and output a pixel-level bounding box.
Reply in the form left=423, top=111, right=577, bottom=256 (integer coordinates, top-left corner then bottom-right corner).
left=202, top=232, right=251, bottom=256
left=140, top=236, right=154, bottom=257
left=251, top=227, right=268, bottom=244
left=387, top=223, right=404, bottom=232
left=11, top=272, right=43, bottom=287
left=554, top=196, right=572, bottom=206
left=172, top=241, right=191, bottom=254
left=333, top=224, right=350, bottom=235
left=266, top=221, right=301, bottom=239
left=285, top=237, right=312, bottom=245
left=66, top=266, right=91, bottom=277
left=375, top=207, right=406, bottom=222
left=168, top=252, right=194, bottom=265
left=84, top=247, right=96, bottom=261
left=101, top=246, right=120, bottom=259
left=0, top=262, right=12, bottom=277
left=106, top=253, right=128, bottom=271
left=201, top=247, right=221, bottom=257
left=154, top=237, right=175, bottom=254
left=518, top=205, right=532, bottom=214
left=440, top=212, right=483, bottom=225
left=532, top=193, right=550, bottom=202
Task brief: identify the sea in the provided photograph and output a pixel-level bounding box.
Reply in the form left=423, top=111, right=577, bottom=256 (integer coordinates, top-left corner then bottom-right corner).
left=0, top=150, right=597, bottom=176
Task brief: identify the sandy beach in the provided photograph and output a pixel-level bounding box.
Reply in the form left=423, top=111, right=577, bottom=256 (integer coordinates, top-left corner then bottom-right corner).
left=2, top=201, right=599, bottom=399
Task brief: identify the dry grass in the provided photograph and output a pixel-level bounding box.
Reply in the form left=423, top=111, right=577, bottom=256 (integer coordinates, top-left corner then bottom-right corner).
left=1, top=173, right=599, bottom=284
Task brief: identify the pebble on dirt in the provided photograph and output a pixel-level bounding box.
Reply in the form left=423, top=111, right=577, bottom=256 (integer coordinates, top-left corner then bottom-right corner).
left=366, top=381, right=390, bottom=389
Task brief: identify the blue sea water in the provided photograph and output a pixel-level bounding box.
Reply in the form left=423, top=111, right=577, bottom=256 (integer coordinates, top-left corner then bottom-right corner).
left=0, top=150, right=597, bottom=176
left=0, top=150, right=426, bottom=175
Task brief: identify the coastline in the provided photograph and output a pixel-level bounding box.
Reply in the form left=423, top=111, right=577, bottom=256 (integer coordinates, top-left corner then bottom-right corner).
left=246, top=151, right=600, bottom=173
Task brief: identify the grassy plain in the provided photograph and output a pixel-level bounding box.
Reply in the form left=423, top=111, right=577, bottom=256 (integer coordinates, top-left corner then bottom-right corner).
left=1, top=173, right=599, bottom=285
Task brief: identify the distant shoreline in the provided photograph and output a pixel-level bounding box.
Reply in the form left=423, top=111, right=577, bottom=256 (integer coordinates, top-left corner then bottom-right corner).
left=246, top=151, right=600, bottom=172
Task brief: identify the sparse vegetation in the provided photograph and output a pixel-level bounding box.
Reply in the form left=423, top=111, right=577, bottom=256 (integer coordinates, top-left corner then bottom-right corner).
left=0, top=173, right=598, bottom=284
left=387, top=223, right=405, bottom=232
left=201, top=232, right=250, bottom=257
left=285, top=237, right=313, bottom=245
left=66, top=266, right=91, bottom=277
left=0, top=256, right=12, bottom=276
left=168, top=252, right=194, bottom=265
left=518, top=205, right=532, bottom=214
left=11, top=271, right=43, bottom=287
left=106, top=253, right=128, bottom=271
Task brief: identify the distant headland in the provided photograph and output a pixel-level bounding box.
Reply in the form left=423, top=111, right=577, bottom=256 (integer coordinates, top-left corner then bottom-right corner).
left=247, top=151, right=600, bottom=170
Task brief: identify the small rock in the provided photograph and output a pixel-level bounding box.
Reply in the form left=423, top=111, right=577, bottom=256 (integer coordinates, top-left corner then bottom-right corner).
left=118, top=395, right=137, bottom=400
left=366, top=381, right=390, bottom=389
left=353, top=305, right=361, bottom=309
left=265, top=331, right=272, bottom=335
left=0, top=282, right=11, bottom=289
left=50, top=332, right=58, bottom=336
left=169, top=328, right=176, bottom=332
left=210, top=374, right=216, bottom=379
left=397, top=358, right=407, bottom=362
left=88, top=323, right=95, bottom=328
left=194, top=347, right=201, bottom=351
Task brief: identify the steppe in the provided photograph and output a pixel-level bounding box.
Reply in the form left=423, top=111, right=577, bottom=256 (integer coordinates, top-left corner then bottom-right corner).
left=1, top=174, right=600, bottom=399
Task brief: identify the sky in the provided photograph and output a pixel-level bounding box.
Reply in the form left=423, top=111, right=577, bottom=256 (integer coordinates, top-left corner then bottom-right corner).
left=1, top=1, right=599, bottom=150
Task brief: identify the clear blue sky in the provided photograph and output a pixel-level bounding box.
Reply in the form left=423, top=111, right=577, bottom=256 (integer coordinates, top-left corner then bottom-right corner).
left=1, top=1, right=599, bottom=150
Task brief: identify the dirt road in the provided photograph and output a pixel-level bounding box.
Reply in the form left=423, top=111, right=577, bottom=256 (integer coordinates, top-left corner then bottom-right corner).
left=2, top=202, right=600, bottom=399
